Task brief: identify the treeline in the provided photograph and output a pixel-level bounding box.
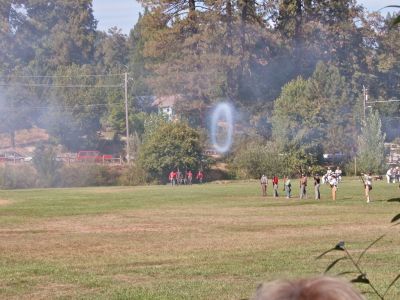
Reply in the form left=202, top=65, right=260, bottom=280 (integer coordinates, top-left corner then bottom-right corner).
left=0, top=1, right=399, bottom=180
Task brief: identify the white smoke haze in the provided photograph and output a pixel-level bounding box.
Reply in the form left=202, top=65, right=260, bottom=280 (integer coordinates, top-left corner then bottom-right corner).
left=210, top=102, right=234, bottom=154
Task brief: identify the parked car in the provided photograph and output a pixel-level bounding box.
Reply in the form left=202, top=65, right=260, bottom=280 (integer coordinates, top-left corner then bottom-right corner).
left=0, top=151, right=32, bottom=162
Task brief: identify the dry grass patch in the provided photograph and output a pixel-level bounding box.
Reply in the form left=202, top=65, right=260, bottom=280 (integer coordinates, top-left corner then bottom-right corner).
left=0, top=199, right=11, bottom=206
left=0, top=182, right=399, bottom=299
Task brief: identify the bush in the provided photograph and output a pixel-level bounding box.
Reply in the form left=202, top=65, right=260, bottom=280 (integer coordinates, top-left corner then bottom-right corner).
left=139, top=121, right=204, bottom=182
left=118, top=164, right=148, bottom=186
left=231, top=141, right=287, bottom=178
left=0, top=164, right=38, bottom=189
left=58, top=164, right=121, bottom=187
left=32, top=144, right=62, bottom=187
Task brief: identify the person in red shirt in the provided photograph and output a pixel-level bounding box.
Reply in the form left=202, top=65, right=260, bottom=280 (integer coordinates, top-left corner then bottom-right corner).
left=196, top=170, right=204, bottom=183
left=272, top=175, right=279, bottom=197
left=187, top=170, right=193, bottom=185
left=169, top=170, right=176, bottom=186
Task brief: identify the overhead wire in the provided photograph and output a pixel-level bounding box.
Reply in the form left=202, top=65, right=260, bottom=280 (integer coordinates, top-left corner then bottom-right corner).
left=0, top=73, right=126, bottom=79
left=0, top=83, right=122, bottom=88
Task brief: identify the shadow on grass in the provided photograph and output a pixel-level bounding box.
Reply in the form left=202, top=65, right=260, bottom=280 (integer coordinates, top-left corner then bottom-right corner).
left=387, top=198, right=400, bottom=203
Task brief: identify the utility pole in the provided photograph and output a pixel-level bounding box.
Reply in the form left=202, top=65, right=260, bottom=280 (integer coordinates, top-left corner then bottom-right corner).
left=124, top=72, right=130, bottom=164
left=362, top=85, right=368, bottom=121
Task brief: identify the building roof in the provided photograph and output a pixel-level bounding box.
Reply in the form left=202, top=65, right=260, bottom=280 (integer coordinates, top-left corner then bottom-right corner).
left=152, top=95, right=183, bottom=108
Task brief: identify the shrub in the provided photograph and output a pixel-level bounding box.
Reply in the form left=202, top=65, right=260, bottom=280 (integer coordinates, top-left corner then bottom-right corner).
left=231, top=141, right=287, bottom=178
left=118, top=164, right=148, bottom=186
left=0, top=164, right=38, bottom=189
left=58, top=164, right=120, bottom=187
left=32, top=144, right=62, bottom=187
left=139, top=121, right=204, bottom=182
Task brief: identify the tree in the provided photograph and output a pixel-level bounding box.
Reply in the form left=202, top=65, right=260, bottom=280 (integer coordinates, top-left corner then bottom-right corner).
left=272, top=62, right=356, bottom=157
left=39, top=64, right=116, bottom=151
left=139, top=120, right=203, bottom=181
left=95, top=27, right=129, bottom=71
left=232, top=140, right=287, bottom=178
left=23, top=0, right=97, bottom=67
left=357, top=110, right=386, bottom=174
left=139, top=0, right=276, bottom=107
left=32, top=143, right=62, bottom=187
left=0, top=84, right=36, bottom=148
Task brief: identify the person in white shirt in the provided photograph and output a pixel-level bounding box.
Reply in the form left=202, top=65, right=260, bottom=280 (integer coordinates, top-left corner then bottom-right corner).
left=328, top=174, right=338, bottom=201
left=386, top=168, right=393, bottom=184
left=364, top=172, right=372, bottom=203
left=335, top=167, right=342, bottom=182
left=260, top=175, right=268, bottom=197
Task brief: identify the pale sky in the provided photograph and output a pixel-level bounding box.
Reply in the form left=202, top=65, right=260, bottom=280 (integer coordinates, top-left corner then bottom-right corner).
left=92, top=0, right=399, bottom=34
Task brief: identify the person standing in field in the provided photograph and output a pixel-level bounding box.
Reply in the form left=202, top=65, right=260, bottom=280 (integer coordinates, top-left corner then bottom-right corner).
left=299, top=174, right=307, bottom=199
left=169, top=170, right=176, bottom=186
left=187, top=170, right=193, bottom=185
left=176, top=169, right=182, bottom=185
left=283, top=176, right=291, bottom=198
left=386, top=167, right=393, bottom=184
left=335, top=166, right=342, bottom=183
left=196, top=170, right=204, bottom=183
left=329, top=174, right=338, bottom=201
left=272, top=175, right=279, bottom=197
left=364, top=172, right=373, bottom=203
left=260, top=174, right=268, bottom=197
left=314, top=174, right=321, bottom=200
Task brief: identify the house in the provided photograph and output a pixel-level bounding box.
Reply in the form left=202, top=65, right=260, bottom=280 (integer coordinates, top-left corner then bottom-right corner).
left=152, top=95, right=183, bottom=121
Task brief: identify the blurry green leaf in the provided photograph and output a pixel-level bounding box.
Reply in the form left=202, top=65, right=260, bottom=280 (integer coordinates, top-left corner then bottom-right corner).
left=336, top=271, right=359, bottom=276
left=383, top=274, right=400, bottom=297
left=351, top=274, right=370, bottom=284
left=335, top=241, right=345, bottom=250
left=383, top=6, right=400, bottom=28
left=357, top=235, right=385, bottom=265
left=316, top=241, right=345, bottom=259
left=391, top=15, right=400, bottom=28
left=391, top=214, right=400, bottom=223
left=324, top=257, right=348, bottom=273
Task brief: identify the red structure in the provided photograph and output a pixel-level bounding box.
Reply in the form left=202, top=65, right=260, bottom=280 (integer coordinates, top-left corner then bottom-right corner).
left=76, top=151, right=113, bottom=163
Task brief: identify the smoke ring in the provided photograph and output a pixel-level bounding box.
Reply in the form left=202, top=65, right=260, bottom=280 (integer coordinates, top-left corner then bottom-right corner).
left=210, top=103, right=233, bottom=153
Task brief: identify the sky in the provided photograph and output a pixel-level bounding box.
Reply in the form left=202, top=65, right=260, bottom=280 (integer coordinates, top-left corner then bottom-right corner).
left=92, top=0, right=399, bottom=34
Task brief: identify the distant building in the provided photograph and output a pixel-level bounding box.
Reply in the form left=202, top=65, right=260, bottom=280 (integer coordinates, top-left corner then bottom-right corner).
left=152, top=95, right=183, bottom=121
left=385, top=143, right=400, bottom=165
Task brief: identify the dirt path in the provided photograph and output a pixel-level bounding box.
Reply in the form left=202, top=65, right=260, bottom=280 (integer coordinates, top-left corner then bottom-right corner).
left=0, top=199, right=11, bottom=206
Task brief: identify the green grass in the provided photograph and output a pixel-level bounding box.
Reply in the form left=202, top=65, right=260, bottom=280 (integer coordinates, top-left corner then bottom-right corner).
left=0, top=178, right=399, bottom=299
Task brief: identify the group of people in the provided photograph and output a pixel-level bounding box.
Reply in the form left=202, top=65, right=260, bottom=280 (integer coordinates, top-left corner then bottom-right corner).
left=260, top=172, right=333, bottom=201
left=168, top=169, right=204, bottom=186
left=386, top=166, right=400, bottom=183
left=260, top=166, right=373, bottom=203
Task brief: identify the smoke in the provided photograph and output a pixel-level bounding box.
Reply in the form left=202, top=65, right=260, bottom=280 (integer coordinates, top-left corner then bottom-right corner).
left=210, top=102, right=234, bottom=154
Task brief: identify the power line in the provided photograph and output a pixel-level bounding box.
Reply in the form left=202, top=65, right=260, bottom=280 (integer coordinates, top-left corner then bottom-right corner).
left=0, top=83, right=122, bottom=88
left=0, top=97, right=150, bottom=112
left=0, top=103, right=114, bottom=113
left=0, top=73, right=126, bottom=79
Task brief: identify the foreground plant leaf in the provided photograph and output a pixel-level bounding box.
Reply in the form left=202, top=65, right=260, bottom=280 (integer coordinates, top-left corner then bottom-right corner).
left=351, top=274, right=370, bottom=284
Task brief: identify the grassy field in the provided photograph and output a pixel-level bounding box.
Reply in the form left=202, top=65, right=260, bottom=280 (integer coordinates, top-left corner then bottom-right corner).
left=0, top=178, right=399, bottom=299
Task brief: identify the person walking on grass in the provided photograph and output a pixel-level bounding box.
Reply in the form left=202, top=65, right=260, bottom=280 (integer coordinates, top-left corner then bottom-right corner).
left=364, top=172, right=373, bottom=203
left=272, top=175, right=279, bottom=197
left=260, top=174, right=268, bottom=197
left=187, top=170, right=193, bottom=185
left=283, top=176, right=292, bottom=198
left=386, top=167, right=393, bottom=184
left=299, top=174, right=307, bottom=199
left=329, top=174, right=338, bottom=201
left=314, top=174, right=321, bottom=200
left=196, top=170, right=204, bottom=183
left=169, top=170, right=176, bottom=186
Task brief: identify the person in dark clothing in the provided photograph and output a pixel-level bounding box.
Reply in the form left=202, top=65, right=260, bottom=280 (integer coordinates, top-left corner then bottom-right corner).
left=314, top=174, right=321, bottom=200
